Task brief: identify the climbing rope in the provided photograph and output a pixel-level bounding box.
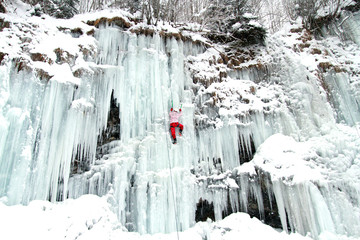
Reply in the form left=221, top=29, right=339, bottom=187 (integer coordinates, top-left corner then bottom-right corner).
left=167, top=151, right=181, bottom=240
left=164, top=102, right=181, bottom=240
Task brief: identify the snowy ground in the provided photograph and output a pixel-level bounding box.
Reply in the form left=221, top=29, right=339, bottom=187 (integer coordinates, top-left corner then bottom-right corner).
left=1, top=193, right=357, bottom=240
left=0, top=194, right=313, bottom=240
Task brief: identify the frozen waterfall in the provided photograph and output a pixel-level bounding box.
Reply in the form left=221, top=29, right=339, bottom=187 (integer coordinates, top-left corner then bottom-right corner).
left=0, top=10, right=360, bottom=240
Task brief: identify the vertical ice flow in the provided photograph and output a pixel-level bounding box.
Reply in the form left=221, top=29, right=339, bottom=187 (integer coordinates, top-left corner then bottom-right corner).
left=0, top=19, right=360, bottom=239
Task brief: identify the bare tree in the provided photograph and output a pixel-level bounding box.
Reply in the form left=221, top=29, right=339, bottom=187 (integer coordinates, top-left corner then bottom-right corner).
left=288, top=0, right=347, bottom=30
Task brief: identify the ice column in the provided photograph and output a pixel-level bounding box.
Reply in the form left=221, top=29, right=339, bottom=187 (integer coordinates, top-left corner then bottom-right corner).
left=67, top=25, right=204, bottom=234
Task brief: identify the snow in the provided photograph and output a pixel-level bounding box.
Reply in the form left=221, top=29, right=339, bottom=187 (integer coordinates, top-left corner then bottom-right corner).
left=245, top=134, right=324, bottom=182
left=49, top=63, right=82, bottom=85
left=232, top=22, right=242, bottom=30
left=73, top=8, right=134, bottom=24
left=243, top=12, right=257, bottom=19
left=248, top=20, right=262, bottom=28
left=0, top=1, right=360, bottom=240
left=0, top=194, right=313, bottom=240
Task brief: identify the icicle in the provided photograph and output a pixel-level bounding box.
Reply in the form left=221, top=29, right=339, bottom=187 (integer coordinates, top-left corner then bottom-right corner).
left=272, top=180, right=289, bottom=233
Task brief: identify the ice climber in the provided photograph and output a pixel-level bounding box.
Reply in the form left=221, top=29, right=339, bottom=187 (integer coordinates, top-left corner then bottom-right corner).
left=169, top=107, right=183, bottom=144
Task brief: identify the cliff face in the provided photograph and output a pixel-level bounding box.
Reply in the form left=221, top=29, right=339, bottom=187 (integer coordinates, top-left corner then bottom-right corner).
left=0, top=3, right=360, bottom=239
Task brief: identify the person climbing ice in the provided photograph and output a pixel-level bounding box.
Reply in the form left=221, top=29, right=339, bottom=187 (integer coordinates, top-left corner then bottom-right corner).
left=169, top=107, right=183, bottom=144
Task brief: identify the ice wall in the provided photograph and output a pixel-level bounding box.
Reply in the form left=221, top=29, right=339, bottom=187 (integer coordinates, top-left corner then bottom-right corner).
left=68, top=26, right=204, bottom=233
left=1, top=11, right=360, bottom=240
left=341, top=11, right=360, bottom=46
left=66, top=23, right=360, bottom=238
left=0, top=23, right=206, bottom=233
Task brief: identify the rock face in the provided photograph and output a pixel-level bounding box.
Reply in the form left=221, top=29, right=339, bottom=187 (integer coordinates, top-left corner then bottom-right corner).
left=99, top=91, right=121, bottom=144
left=234, top=171, right=283, bottom=230
left=0, top=52, right=7, bottom=64
left=195, top=198, right=215, bottom=222
left=96, top=91, right=121, bottom=158
left=0, top=3, right=6, bottom=13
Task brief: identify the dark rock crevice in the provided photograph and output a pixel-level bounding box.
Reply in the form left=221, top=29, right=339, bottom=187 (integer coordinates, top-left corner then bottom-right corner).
left=96, top=90, right=121, bottom=158
left=70, top=145, right=92, bottom=175
left=195, top=198, right=215, bottom=222
left=218, top=170, right=283, bottom=230
left=244, top=172, right=283, bottom=230
left=0, top=3, right=6, bottom=13
left=239, top=135, right=256, bottom=165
